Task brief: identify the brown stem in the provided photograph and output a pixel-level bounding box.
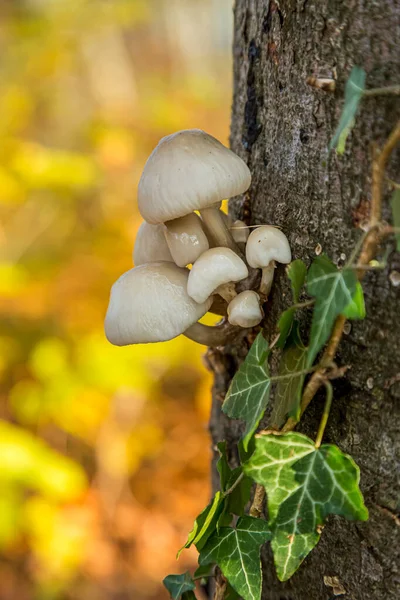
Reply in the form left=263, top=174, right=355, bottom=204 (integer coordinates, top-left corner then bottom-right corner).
left=184, top=320, right=247, bottom=346
left=249, top=484, right=266, bottom=518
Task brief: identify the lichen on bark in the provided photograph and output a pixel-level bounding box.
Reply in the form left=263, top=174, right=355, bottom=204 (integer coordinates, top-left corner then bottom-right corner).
left=208, top=1, right=400, bottom=598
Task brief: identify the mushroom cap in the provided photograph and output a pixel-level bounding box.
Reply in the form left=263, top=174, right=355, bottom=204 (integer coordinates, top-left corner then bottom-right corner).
left=164, top=213, right=209, bottom=267
left=138, top=129, right=251, bottom=224
left=105, top=262, right=212, bottom=345
left=227, top=290, right=263, bottom=328
left=231, top=219, right=250, bottom=244
left=246, top=225, right=292, bottom=268
left=187, top=247, right=248, bottom=304
left=133, top=221, right=173, bottom=266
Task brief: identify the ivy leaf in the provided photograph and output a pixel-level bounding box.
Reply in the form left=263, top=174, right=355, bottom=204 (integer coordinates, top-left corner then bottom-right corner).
left=277, top=308, right=295, bottom=349
left=244, top=433, right=368, bottom=581
left=342, top=282, right=366, bottom=319
left=225, top=471, right=253, bottom=517
left=271, top=324, right=307, bottom=427
left=216, top=442, right=252, bottom=520
left=329, top=66, right=366, bottom=153
left=307, top=255, right=357, bottom=366
left=288, top=259, right=307, bottom=303
left=193, top=564, right=214, bottom=580
left=178, top=492, right=224, bottom=556
left=163, top=572, right=196, bottom=600
left=216, top=441, right=231, bottom=491
left=198, top=516, right=271, bottom=600
left=391, top=189, right=400, bottom=251
left=222, top=333, right=270, bottom=451
left=276, top=260, right=308, bottom=349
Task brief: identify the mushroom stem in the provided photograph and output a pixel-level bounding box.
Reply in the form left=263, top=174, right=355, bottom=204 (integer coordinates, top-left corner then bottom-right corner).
left=183, top=320, right=246, bottom=346
left=260, top=262, right=275, bottom=297
left=215, top=282, right=237, bottom=303
left=200, top=206, right=240, bottom=252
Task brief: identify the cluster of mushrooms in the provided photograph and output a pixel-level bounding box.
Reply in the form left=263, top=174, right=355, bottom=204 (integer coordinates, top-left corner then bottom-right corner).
left=105, top=129, right=292, bottom=347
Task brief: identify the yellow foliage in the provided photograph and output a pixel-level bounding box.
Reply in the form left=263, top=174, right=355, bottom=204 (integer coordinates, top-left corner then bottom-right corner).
left=0, top=0, right=233, bottom=596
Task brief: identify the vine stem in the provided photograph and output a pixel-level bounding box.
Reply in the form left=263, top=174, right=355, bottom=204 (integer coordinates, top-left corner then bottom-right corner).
left=248, top=119, right=400, bottom=523
left=314, top=381, right=333, bottom=448
left=223, top=472, right=244, bottom=496
left=363, top=85, right=400, bottom=97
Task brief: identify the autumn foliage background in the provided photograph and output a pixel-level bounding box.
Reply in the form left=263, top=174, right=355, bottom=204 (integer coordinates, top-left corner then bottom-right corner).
left=0, top=1, right=233, bottom=598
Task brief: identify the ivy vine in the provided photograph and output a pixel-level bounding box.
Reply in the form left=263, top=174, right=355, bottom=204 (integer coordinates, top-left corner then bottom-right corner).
left=164, top=68, right=400, bottom=600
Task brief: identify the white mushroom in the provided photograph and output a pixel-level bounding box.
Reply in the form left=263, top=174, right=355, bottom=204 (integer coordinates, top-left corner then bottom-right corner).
left=133, top=221, right=173, bottom=266
left=231, top=219, right=249, bottom=245
left=163, top=213, right=209, bottom=267
left=227, top=290, right=264, bottom=328
left=246, top=226, right=291, bottom=297
left=104, top=262, right=239, bottom=347
left=138, top=129, right=251, bottom=251
left=187, top=247, right=248, bottom=304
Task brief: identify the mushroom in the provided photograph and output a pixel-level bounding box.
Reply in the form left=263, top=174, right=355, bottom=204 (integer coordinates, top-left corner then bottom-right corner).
left=163, top=212, right=209, bottom=267
left=187, top=247, right=248, bottom=304
left=227, top=290, right=264, bottom=328
left=245, top=226, right=291, bottom=297
left=231, top=219, right=249, bottom=246
left=133, top=221, right=173, bottom=266
left=137, top=129, right=251, bottom=252
left=104, top=262, right=240, bottom=347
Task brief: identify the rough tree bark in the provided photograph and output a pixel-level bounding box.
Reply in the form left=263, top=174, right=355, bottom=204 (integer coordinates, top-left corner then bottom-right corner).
left=208, top=1, right=400, bottom=599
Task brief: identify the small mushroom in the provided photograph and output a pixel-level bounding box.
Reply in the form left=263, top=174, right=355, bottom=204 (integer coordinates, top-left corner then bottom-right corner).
left=133, top=221, right=173, bottom=266
left=231, top=219, right=249, bottom=246
left=138, top=129, right=251, bottom=252
left=104, top=262, right=240, bottom=347
left=227, top=290, right=264, bottom=328
left=163, top=212, right=209, bottom=267
left=187, top=247, right=248, bottom=304
left=246, top=225, right=291, bottom=297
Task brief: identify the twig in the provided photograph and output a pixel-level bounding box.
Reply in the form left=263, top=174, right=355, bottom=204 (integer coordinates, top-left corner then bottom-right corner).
left=315, top=381, right=333, bottom=448
left=363, top=85, right=400, bottom=97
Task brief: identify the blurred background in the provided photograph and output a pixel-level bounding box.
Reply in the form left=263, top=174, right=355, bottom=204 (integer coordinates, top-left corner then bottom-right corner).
left=0, top=1, right=233, bottom=598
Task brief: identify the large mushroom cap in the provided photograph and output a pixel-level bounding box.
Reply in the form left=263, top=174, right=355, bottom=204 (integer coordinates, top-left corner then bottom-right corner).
left=246, top=225, right=292, bottom=268
left=133, top=221, right=173, bottom=266
left=138, top=129, right=251, bottom=224
left=187, top=247, right=248, bottom=304
left=105, top=262, right=212, bottom=345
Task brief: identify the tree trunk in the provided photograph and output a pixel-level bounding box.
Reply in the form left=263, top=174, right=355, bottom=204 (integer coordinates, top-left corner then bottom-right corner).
left=208, top=1, right=400, bottom=599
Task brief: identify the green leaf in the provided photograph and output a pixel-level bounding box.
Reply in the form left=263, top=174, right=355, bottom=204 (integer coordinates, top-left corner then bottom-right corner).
left=244, top=433, right=368, bottom=581
left=193, top=564, right=214, bottom=580
left=222, top=333, right=270, bottom=451
left=329, top=66, right=366, bottom=153
left=276, top=260, right=307, bottom=349
left=216, top=441, right=231, bottom=491
left=216, top=442, right=252, bottom=521
left=307, top=255, right=357, bottom=366
left=277, top=308, right=295, bottom=349
left=287, top=259, right=307, bottom=303
left=163, top=572, right=195, bottom=600
left=271, top=324, right=308, bottom=427
left=342, top=282, right=366, bottom=319
left=391, top=189, right=400, bottom=251
left=225, top=471, right=252, bottom=517
left=199, top=516, right=271, bottom=600
left=178, top=492, right=224, bottom=556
